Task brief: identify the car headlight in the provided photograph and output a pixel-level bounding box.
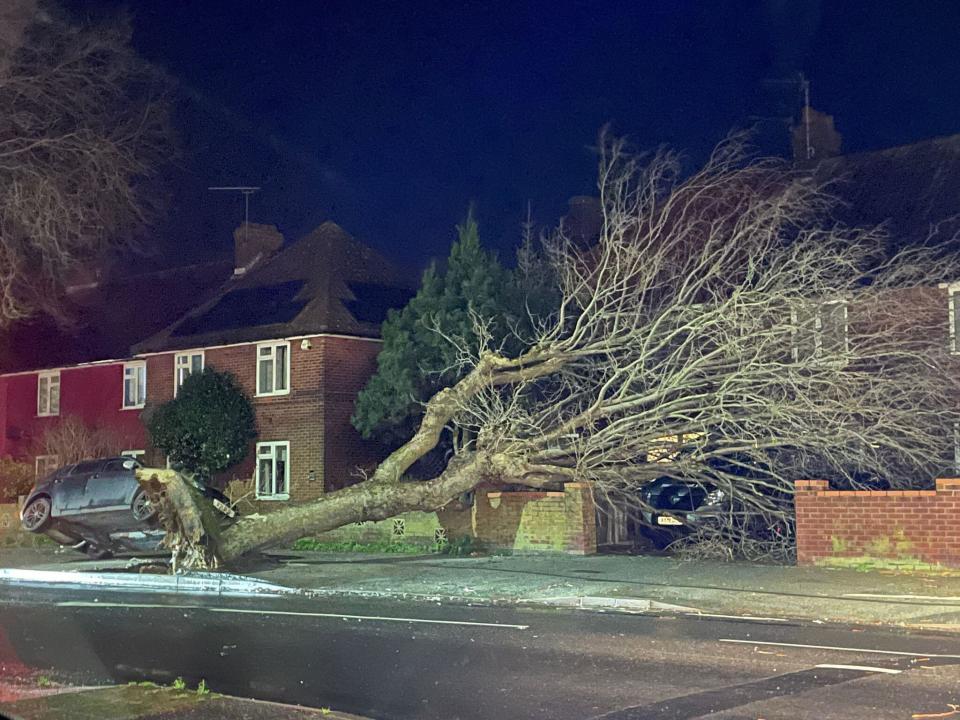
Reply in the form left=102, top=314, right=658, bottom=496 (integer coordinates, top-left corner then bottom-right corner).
left=704, top=489, right=726, bottom=505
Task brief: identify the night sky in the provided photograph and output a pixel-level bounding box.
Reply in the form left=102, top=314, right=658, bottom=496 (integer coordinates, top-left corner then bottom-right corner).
left=64, top=0, right=960, bottom=269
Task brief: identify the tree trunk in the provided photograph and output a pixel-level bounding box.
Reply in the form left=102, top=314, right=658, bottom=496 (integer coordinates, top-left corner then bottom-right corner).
left=138, top=453, right=492, bottom=569
left=218, top=454, right=486, bottom=563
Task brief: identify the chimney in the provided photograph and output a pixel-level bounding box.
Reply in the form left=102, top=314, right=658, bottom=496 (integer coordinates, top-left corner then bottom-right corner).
left=564, top=195, right=603, bottom=246
left=233, top=222, right=283, bottom=275
left=792, top=107, right=842, bottom=162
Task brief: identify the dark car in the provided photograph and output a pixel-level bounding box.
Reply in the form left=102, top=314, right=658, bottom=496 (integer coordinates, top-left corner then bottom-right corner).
left=638, top=476, right=729, bottom=547
left=20, top=457, right=236, bottom=558
left=638, top=474, right=792, bottom=550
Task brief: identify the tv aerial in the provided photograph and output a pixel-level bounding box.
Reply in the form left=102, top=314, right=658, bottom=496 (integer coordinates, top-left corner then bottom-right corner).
left=208, top=186, right=262, bottom=245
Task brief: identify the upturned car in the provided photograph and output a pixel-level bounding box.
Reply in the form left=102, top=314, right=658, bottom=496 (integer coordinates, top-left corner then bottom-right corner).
left=20, top=457, right=236, bottom=559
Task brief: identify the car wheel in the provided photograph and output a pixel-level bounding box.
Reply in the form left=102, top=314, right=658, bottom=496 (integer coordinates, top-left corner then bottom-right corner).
left=131, top=490, right=157, bottom=522
left=21, top=496, right=52, bottom=533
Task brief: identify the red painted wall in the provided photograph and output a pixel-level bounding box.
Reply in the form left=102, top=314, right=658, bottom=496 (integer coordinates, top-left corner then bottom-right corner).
left=0, top=363, right=147, bottom=462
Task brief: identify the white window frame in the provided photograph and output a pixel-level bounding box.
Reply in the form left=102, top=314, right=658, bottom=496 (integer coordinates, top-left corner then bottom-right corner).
left=37, top=370, right=60, bottom=417
left=255, top=341, right=291, bottom=397
left=122, top=361, right=147, bottom=409
left=255, top=441, right=290, bottom=500
left=954, top=422, right=960, bottom=474
left=174, top=351, right=204, bottom=396
left=790, top=299, right=849, bottom=363
left=34, top=454, right=59, bottom=479
left=949, top=286, right=960, bottom=354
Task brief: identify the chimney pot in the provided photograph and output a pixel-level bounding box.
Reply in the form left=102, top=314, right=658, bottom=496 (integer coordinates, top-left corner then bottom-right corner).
left=792, top=107, right=843, bottom=162
left=233, top=223, right=283, bottom=274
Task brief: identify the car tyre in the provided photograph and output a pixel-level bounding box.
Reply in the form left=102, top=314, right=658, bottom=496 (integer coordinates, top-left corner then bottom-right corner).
left=131, top=489, right=158, bottom=522
left=21, top=495, right=52, bottom=533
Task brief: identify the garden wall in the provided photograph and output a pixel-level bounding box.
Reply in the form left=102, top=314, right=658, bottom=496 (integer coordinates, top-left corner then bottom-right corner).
left=472, top=482, right=597, bottom=554
left=300, top=482, right=598, bottom=554
left=795, top=478, right=960, bottom=568
left=309, top=510, right=447, bottom=547
left=0, top=503, right=19, bottom=538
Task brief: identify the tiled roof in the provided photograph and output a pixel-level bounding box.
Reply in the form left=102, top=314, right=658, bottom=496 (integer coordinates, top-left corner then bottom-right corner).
left=0, top=259, right=233, bottom=373
left=809, top=133, right=960, bottom=249
left=133, top=222, right=415, bottom=353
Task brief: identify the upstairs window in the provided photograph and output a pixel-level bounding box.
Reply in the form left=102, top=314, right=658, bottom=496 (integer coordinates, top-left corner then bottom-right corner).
left=174, top=351, right=204, bottom=395
left=256, top=441, right=289, bottom=499
left=791, top=300, right=848, bottom=363
left=37, top=371, right=60, bottom=416
left=949, top=287, right=960, bottom=354
left=256, top=342, right=290, bottom=396
left=122, top=362, right=147, bottom=409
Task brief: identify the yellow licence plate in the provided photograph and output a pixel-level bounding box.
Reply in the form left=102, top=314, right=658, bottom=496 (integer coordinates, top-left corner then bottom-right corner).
left=657, top=515, right=683, bottom=526
left=213, top=499, right=236, bottom=518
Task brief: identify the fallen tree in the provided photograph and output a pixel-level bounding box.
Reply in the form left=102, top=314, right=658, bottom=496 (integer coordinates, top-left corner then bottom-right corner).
left=141, top=134, right=960, bottom=570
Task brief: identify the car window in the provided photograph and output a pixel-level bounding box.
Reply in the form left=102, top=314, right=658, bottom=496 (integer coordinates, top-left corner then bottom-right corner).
left=104, top=459, right=132, bottom=472
left=73, top=460, right=103, bottom=475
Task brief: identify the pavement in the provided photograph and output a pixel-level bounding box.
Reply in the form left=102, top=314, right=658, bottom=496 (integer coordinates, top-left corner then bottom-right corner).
left=247, top=551, right=960, bottom=630
left=0, top=684, right=367, bottom=719
left=6, top=546, right=960, bottom=631
left=1, top=586, right=959, bottom=719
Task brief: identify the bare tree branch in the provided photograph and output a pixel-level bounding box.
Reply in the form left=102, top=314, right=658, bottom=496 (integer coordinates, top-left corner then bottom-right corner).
left=0, top=3, right=173, bottom=323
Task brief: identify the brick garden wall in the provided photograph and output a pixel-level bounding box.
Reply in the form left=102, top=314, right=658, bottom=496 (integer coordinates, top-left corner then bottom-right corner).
left=309, top=510, right=446, bottom=547
left=241, top=483, right=598, bottom=554
left=472, top=482, right=597, bottom=554
left=795, top=478, right=960, bottom=568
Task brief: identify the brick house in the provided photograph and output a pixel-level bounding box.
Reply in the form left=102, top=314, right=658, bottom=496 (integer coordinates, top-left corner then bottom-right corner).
left=0, top=257, right=233, bottom=477
left=0, top=221, right=413, bottom=508
left=131, top=222, right=414, bottom=505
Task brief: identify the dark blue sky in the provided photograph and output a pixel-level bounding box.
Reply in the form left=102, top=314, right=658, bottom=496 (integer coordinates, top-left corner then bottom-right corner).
left=69, top=1, right=960, bottom=267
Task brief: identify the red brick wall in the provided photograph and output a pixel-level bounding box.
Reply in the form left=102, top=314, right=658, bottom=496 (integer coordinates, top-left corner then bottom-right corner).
left=0, top=364, right=147, bottom=465
left=320, top=336, right=383, bottom=491
left=144, top=334, right=383, bottom=503
left=795, top=478, right=960, bottom=567
left=472, top=482, right=597, bottom=554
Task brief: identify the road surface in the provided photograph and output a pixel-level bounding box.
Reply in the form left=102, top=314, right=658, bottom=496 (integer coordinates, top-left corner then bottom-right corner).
left=0, top=584, right=958, bottom=719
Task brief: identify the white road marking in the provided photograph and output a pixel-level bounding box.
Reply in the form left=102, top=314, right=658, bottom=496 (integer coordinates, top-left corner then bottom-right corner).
left=57, top=601, right=529, bottom=630
left=815, top=663, right=902, bottom=675
left=842, top=593, right=960, bottom=602
left=688, top=612, right=789, bottom=622
left=208, top=607, right=530, bottom=629
left=719, top=638, right=960, bottom=658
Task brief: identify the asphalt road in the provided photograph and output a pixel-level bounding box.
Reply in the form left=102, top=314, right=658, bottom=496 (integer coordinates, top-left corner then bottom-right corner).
left=0, top=585, right=958, bottom=720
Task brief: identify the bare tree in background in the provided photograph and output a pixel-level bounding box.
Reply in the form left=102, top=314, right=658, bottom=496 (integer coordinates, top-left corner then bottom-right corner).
left=0, top=1, right=172, bottom=323
left=141, top=133, right=960, bottom=570
left=40, top=415, right=124, bottom=465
